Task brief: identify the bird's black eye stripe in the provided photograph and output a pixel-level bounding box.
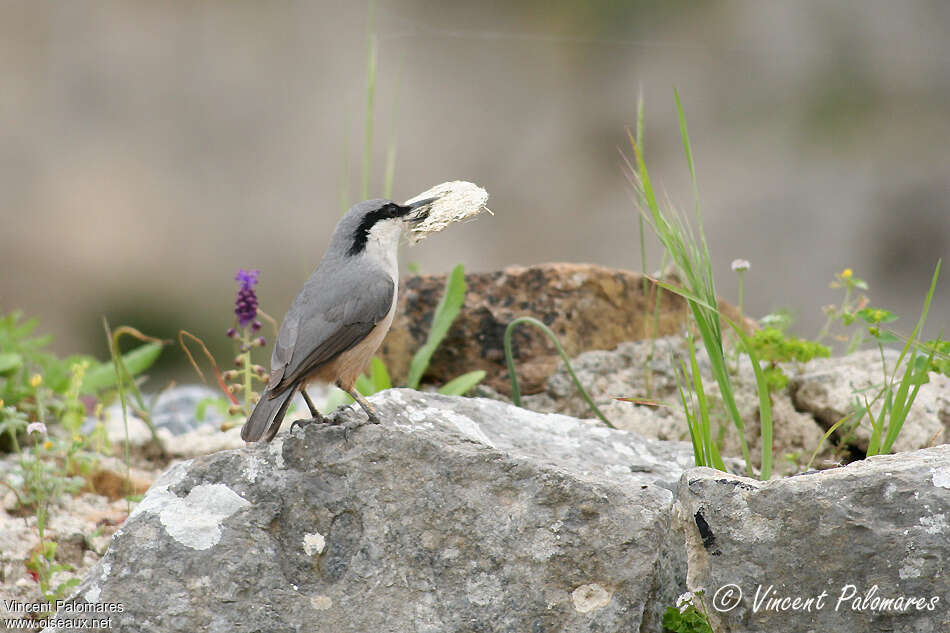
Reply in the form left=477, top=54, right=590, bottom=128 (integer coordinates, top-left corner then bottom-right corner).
left=348, top=203, right=411, bottom=256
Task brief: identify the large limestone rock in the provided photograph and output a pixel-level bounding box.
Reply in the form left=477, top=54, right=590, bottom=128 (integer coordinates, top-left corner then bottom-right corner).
left=676, top=446, right=950, bottom=633
left=507, top=337, right=950, bottom=474
left=47, top=390, right=702, bottom=633
left=790, top=349, right=950, bottom=456
left=511, top=337, right=833, bottom=476
left=379, top=263, right=747, bottom=395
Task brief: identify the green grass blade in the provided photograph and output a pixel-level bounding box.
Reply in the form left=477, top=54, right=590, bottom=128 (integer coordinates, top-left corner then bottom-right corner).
left=883, top=343, right=938, bottom=454
left=687, top=334, right=726, bottom=471
left=407, top=264, right=466, bottom=389
left=340, top=108, right=350, bottom=214
left=674, top=88, right=700, bottom=219
left=880, top=261, right=940, bottom=452
left=731, top=323, right=774, bottom=479
left=102, top=318, right=133, bottom=510
left=675, top=359, right=706, bottom=467
left=685, top=335, right=710, bottom=463
left=635, top=90, right=648, bottom=295
left=504, top=316, right=614, bottom=428
left=865, top=394, right=884, bottom=457
left=438, top=370, right=486, bottom=396
left=0, top=352, right=22, bottom=374
left=361, top=0, right=378, bottom=199
left=804, top=413, right=853, bottom=470
left=80, top=342, right=163, bottom=395
left=383, top=64, right=402, bottom=199
left=628, top=129, right=661, bottom=225
left=889, top=260, right=940, bottom=377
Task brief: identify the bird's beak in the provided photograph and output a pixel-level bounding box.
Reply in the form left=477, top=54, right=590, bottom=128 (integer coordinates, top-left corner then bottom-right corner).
left=405, top=196, right=439, bottom=223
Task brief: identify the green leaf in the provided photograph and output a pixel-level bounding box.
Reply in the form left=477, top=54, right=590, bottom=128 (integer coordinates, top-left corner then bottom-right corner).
left=80, top=342, right=164, bottom=394
left=321, top=388, right=352, bottom=414
left=872, top=330, right=900, bottom=344
left=438, top=370, right=486, bottom=396
left=369, top=356, right=392, bottom=392
left=0, top=352, right=22, bottom=374
left=10, top=314, right=39, bottom=339
left=355, top=373, right=376, bottom=396
left=857, top=308, right=898, bottom=325
left=56, top=577, right=81, bottom=595
left=43, top=354, right=97, bottom=393
left=407, top=264, right=466, bottom=389
left=196, top=396, right=229, bottom=422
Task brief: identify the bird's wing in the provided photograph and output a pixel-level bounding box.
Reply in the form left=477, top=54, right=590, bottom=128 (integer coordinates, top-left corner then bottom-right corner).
left=268, top=269, right=395, bottom=394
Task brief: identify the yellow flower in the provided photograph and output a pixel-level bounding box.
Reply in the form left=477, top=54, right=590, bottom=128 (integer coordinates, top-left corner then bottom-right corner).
left=0, top=399, right=4, bottom=408
left=30, top=374, right=43, bottom=388
left=841, top=268, right=853, bottom=279
left=43, top=440, right=53, bottom=451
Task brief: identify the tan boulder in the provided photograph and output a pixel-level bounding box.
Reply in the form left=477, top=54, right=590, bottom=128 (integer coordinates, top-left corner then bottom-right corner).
left=380, top=262, right=748, bottom=394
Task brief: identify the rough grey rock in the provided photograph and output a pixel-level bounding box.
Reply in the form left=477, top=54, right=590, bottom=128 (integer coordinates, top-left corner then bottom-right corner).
left=151, top=384, right=222, bottom=435
left=790, top=349, right=950, bottom=455
left=675, top=446, right=950, bottom=633
left=47, top=390, right=703, bottom=633
left=512, top=337, right=833, bottom=476
left=82, top=403, right=154, bottom=447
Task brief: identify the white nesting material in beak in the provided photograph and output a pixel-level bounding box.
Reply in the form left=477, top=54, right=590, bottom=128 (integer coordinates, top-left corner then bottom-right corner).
left=404, top=181, right=492, bottom=244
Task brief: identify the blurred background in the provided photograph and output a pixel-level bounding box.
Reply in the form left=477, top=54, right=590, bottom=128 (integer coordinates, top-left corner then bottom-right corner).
left=1, top=0, right=948, bottom=381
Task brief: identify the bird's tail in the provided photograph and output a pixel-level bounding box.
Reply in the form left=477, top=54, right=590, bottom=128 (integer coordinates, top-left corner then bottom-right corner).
left=241, top=385, right=296, bottom=443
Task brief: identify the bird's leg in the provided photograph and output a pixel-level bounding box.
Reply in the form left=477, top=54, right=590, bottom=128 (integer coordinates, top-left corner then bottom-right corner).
left=301, top=389, right=323, bottom=420
left=290, top=388, right=327, bottom=433
left=339, top=381, right=381, bottom=424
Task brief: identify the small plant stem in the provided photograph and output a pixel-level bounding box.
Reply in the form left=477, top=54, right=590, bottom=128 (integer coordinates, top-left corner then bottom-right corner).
left=383, top=64, right=402, bottom=199
left=816, top=283, right=852, bottom=345
left=241, top=330, right=254, bottom=416
left=340, top=109, right=350, bottom=214
left=104, top=319, right=133, bottom=512
left=504, top=316, right=614, bottom=428
left=32, top=441, right=46, bottom=545
left=5, top=414, right=21, bottom=454
left=878, top=342, right=888, bottom=386
left=35, top=386, right=45, bottom=425
left=635, top=90, right=649, bottom=298
left=737, top=269, right=745, bottom=323
left=361, top=0, right=378, bottom=200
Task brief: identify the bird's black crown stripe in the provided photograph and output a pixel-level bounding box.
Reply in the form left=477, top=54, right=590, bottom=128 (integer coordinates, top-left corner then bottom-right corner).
left=348, top=203, right=411, bottom=256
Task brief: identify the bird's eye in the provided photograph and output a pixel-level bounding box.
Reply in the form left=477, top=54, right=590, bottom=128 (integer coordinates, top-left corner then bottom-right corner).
left=387, top=203, right=408, bottom=218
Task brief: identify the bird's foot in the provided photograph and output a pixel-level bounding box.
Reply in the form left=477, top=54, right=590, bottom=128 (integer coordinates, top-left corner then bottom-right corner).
left=290, top=415, right=326, bottom=433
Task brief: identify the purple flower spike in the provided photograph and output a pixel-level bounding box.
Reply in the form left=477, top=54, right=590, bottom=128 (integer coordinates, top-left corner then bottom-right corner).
left=234, top=269, right=260, bottom=327
left=235, top=269, right=260, bottom=290
left=251, top=321, right=262, bottom=332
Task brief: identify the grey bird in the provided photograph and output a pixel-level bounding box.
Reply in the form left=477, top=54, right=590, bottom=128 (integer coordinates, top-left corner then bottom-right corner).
left=240, top=197, right=434, bottom=443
